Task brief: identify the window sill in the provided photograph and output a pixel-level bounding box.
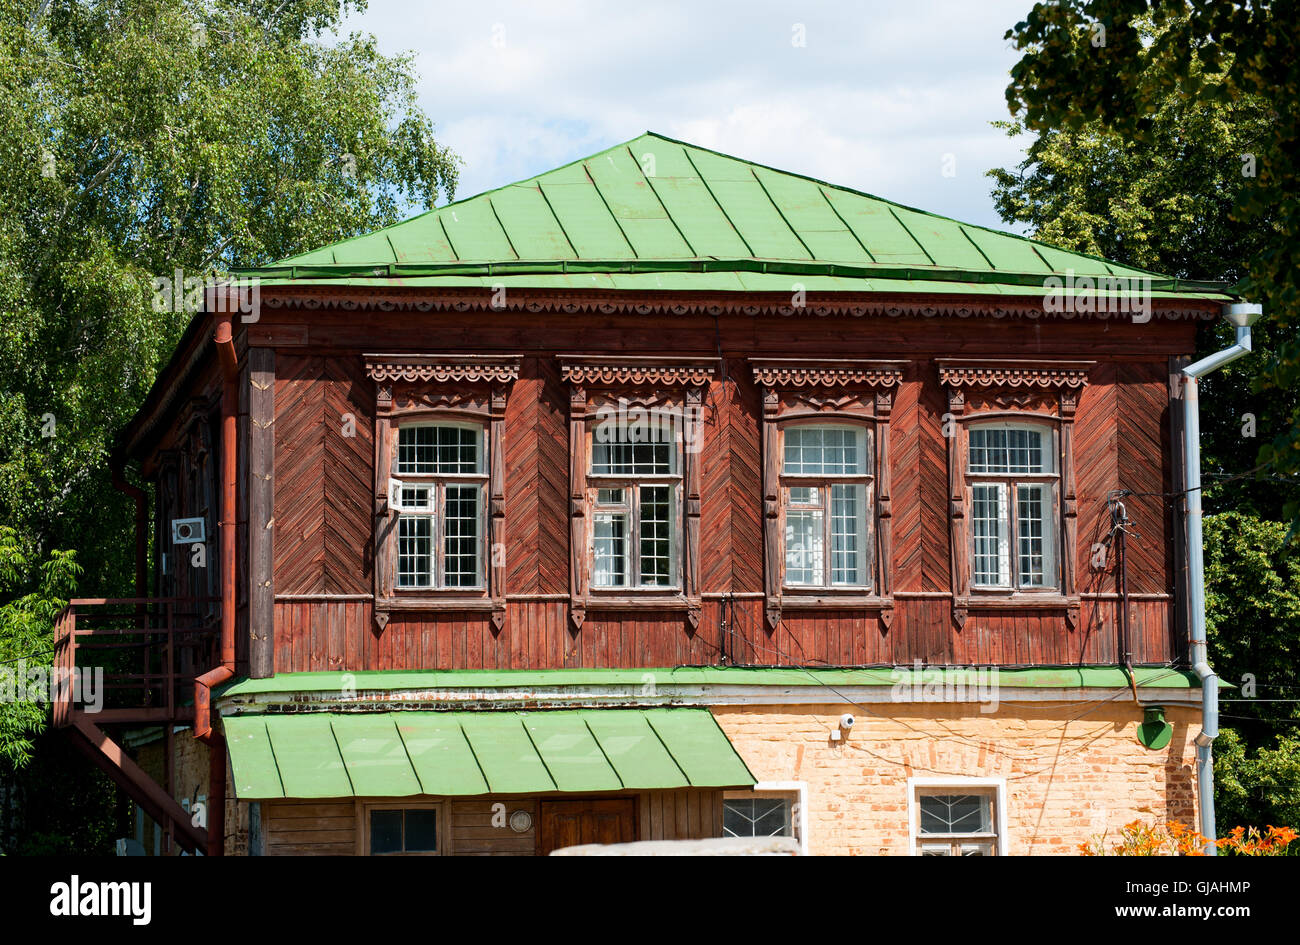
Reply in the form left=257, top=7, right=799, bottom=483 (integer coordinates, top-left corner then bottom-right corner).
left=584, top=593, right=690, bottom=612
left=961, top=594, right=1073, bottom=610
left=779, top=593, right=891, bottom=610
left=378, top=596, right=498, bottom=613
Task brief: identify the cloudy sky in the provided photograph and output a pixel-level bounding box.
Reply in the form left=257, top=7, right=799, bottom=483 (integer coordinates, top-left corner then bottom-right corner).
left=335, top=1, right=1036, bottom=231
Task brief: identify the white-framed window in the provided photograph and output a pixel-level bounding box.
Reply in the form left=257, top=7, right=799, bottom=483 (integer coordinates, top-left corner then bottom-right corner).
left=391, top=422, right=487, bottom=590
left=723, top=784, right=805, bottom=852
left=365, top=803, right=441, bottom=856
left=589, top=413, right=681, bottom=589
left=908, top=778, right=1006, bottom=856
left=966, top=422, right=1058, bottom=590
left=781, top=424, right=873, bottom=588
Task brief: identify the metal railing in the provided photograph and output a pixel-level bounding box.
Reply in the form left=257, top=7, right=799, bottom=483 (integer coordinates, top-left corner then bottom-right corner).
left=52, top=598, right=219, bottom=727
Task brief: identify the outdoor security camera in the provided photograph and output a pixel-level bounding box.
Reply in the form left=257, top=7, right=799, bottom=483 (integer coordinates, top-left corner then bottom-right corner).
left=1224, top=302, right=1262, bottom=328
left=839, top=713, right=855, bottom=730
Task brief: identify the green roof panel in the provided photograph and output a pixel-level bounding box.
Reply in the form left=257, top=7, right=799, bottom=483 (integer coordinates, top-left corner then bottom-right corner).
left=522, top=711, right=622, bottom=792
left=395, top=713, right=489, bottom=795
left=223, top=716, right=284, bottom=799
left=643, top=708, right=755, bottom=788
left=459, top=713, right=557, bottom=794
left=581, top=709, right=689, bottom=790
left=222, top=708, right=754, bottom=799
left=263, top=715, right=353, bottom=799
left=332, top=714, right=422, bottom=797
left=249, top=132, right=1227, bottom=299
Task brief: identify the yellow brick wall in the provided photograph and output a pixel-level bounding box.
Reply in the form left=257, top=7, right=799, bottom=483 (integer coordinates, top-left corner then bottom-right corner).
left=712, top=701, right=1199, bottom=856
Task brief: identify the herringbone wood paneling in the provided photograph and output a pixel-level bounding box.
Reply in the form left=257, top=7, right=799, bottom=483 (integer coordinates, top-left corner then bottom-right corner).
left=273, top=355, right=372, bottom=595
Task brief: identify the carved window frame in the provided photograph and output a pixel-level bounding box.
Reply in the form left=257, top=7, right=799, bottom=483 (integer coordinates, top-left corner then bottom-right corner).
left=365, top=354, right=521, bottom=631
left=560, top=357, right=715, bottom=631
left=752, top=359, right=905, bottom=629
left=937, top=360, right=1092, bottom=630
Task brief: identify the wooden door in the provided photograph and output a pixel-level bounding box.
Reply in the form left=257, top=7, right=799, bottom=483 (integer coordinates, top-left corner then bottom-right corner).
left=538, top=798, right=637, bottom=855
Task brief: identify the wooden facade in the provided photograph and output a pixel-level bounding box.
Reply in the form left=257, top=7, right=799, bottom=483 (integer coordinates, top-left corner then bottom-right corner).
left=130, top=296, right=1206, bottom=677
left=261, top=790, right=723, bottom=856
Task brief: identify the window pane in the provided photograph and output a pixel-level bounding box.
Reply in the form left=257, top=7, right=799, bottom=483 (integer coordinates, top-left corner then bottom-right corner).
left=785, top=509, right=824, bottom=585
left=398, top=425, right=483, bottom=475
left=596, top=488, right=625, bottom=506
left=969, top=426, right=1050, bottom=474
left=593, top=513, right=627, bottom=587
left=591, top=415, right=675, bottom=475
left=783, top=426, right=864, bottom=476
left=971, top=484, right=1008, bottom=587
left=722, top=798, right=791, bottom=838
left=404, top=809, right=438, bottom=853
left=444, top=485, right=480, bottom=587
left=919, top=795, right=992, bottom=835
left=638, top=485, right=673, bottom=586
left=787, top=486, right=820, bottom=507
left=831, top=483, right=866, bottom=585
left=1017, top=483, right=1054, bottom=588
left=397, top=515, right=433, bottom=588
left=370, top=810, right=403, bottom=854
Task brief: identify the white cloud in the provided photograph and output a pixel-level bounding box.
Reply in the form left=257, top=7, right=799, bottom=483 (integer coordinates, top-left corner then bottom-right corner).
left=334, top=0, right=1035, bottom=231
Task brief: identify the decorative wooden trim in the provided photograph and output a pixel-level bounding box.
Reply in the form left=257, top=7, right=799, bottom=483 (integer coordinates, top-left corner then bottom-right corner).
left=568, top=385, right=588, bottom=630
left=754, top=361, right=899, bottom=628
left=750, top=359, right=905, bottom=389
left=260, top=286, right=1222, bottom=324
left=682, top=386, right=703, bottom=629
left=363, top=354, right=521, bottom=385
left=936, top=360, right=1094, bottom=390
left=369, top=355, right=520, bottom=631
left=558, top=356, right=716, bottom=388
left=563, top=366, right=705, bottom=629
left=940, top=361, right=1091, bottom=629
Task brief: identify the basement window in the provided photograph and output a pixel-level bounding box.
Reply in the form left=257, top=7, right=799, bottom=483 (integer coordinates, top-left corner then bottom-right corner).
left=912, top=785, right=1001, bottom=856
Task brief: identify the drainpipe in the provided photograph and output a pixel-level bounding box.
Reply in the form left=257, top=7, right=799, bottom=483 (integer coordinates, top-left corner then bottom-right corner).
left=1182, top=301, right=1261, bottom=854
left=193, top=304, right=239, bottom=856
left=110, top=456, right=149, bottom=599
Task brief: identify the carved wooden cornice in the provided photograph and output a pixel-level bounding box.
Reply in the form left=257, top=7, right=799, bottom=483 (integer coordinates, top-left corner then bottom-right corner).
left=363, top=354, right=521, bottom=385
left=751, top=359, right=905, bottom=389
left=559, top=357, right=716, bottom=388
left=937, top=360, right=1094, bottom=390
left=260, top=288, right=1220, bottom=323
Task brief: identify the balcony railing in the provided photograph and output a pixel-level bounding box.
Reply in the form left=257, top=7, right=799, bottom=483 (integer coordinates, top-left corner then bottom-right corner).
left=52, top=598, right=219, bottom=727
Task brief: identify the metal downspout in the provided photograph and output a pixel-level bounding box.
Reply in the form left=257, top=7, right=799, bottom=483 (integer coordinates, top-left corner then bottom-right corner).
left=194, top=303, right=239, bottom=856
left=1182, top=302, right=1260, bottom=854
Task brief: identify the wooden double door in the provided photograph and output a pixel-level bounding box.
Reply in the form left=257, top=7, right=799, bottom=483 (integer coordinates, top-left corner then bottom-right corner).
left=537, top=798, right=637, bottom=855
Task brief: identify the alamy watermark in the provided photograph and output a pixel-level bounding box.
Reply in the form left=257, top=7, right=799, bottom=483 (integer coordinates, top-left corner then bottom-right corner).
left=151, top=268, right=261, bottom=322
left=1, top=660, right=103, bottom=713
left=889, top=660, right=1000, bottom=713
left=1043, top=270, right=1152, bottom=323
left=593, top=399, right=705, bottom=454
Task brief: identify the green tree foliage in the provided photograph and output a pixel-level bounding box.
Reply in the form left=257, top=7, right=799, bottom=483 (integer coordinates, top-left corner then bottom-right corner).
left=1204, top=512, right=1300, bottom=827
left=0, top=527, right=79, bottom=765
left=995, top=3, right=1300, bottom=830
left=0, top=0, right=458, bottom=772
left=1002, top=0, right=1300, bottom=528
left=990, top=11, right=1295, bottom=519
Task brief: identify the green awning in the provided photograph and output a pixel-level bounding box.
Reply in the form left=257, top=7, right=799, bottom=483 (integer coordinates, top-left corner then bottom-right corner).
left=223, top=708, right=754, bottom=800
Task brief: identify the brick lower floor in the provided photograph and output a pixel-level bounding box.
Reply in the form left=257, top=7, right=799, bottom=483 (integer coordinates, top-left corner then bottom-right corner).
left=712, top=701, right=1199, bottom=855
left=133, top=699, right=1201, bottom=855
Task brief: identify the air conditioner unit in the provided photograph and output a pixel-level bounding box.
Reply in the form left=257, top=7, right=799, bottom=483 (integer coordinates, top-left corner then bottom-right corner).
left=171, top=517, right=206, bottom=544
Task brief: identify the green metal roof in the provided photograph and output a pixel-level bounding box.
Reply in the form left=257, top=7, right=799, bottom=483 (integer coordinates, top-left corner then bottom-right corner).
left=243, top=132, right=1229, bottom=299
left=223, top=708, right=754, bottom=800
left=221, top=665, right=1205, bottom=698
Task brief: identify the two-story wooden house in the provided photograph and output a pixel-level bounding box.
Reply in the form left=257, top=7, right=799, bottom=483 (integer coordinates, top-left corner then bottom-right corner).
left=54, top=133, right=1233, bottom=855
